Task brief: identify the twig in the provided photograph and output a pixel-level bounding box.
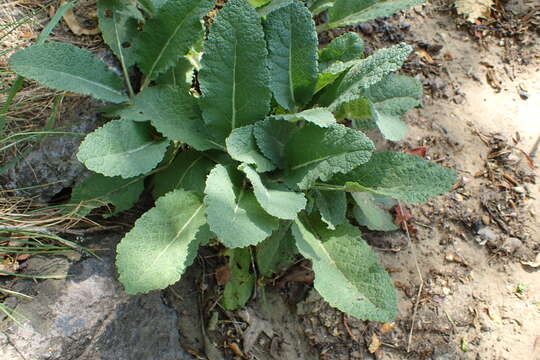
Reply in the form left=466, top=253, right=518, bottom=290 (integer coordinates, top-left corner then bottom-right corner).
left=399, top=201, right=424, bottom=354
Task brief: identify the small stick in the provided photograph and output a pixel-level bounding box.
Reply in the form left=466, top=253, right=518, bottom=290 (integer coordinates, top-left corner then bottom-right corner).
left=530, top=134, right=540, bottom=159
left=399, top=201, right=424, bottom=354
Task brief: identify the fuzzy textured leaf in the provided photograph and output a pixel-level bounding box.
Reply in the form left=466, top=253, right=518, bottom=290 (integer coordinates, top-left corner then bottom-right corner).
left=116, top=86, right=217, bottom=150
left=240, top=164, right=306, bottom=220
left=322, top=0, right=425, bottom=30
left=9, top=42, right=127, bottom=103
left=70, top=173, right=144, bottom=218
left=116, top=189, right=206, bottom=294
left=324, top=44, right=412, bottom=110
left=292, top=216, right=397, bottom=322
left=253, top=118, right=297, bottom=169
left=366, top=74, right=423, bottom=141
left=204, top=165, right=278, bottom=248
left=319, top=32, right=364, bottom=71
left=270, top=108, right=336, bottom=128
left=352, top=192, right=398, bottom=231
left=256, top=222, right=296, bottom=277
left=199, top=0, right=271, bottom=144
left=264, top=2, right=318, bottom=110
left=313, top=190, right=347, bottom=229
left=97, top=0, right=142, bottom=68
left=226, top=126, right=276, bottom=172
left=222, top=248, right=255, bottom=310
left=134, top=0, right=213, bottom=80
left=283, top=123, right=374, bottom=189
left=77, top=119, right=169, bottom=178
left=152, top=150, right=215, bottom=199
left=335, top=152, right=457, bottom=203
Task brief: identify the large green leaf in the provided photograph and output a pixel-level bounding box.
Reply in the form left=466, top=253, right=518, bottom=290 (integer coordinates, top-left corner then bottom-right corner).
left=313, top=190, right=347, bottom=229
left=199, top=0, right=271, bottom=144
left=70, top=173, right=144, bottom=218
left=116, top=189, right=207, bottom=294
left=226, top=125, right=276, bottom=172
left=240, top=164, right=306, bottom=220
left=283, top=123, right=374, bottom=189
left=318, top=32, right=364, bottom=71
left=256, top=222, right=297, bottom=277
left=77, top=119, right=170, bottom=178
left=320, top=0, right=425, bottom=30
left=204, top=164, right=278, bottom=248
left=97, top=0, right=142, bottom=68
left=292, top=216, right=397, bottom=322
left=9, top=42, right=127, bottom=103
left=352, top=192, right=398, bottom=231
left=270, top=108, right=336, bottom=128
left=134, top=0, right=213, bottom=81
left=323, top=44, right=412, bottom=110
left=335, top=151, right=457, bottom=203
left=222, top=248, right=255, bottom=310
left=264, top=2, right=318, bottom=110
left=365, top=74, right=423, bottom=141
left=151, top=150, right=215, bottom=199
left=253, top=118, right=298, bottom=169
left=115, top=86, right=218, bottom=150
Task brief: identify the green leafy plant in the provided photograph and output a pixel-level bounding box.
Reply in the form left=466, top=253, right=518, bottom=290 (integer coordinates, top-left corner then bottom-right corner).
left=8, top=0, right=454, bottom=322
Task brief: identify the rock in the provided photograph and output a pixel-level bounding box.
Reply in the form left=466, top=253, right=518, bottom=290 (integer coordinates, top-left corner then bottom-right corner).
left=0, top=235, right=193, bottom=360
left=1, top=98, right=103, bottom=203
left=357, top=23, right=373, bottom=35
left=501, top=237, right=522, bottom=253
left=476, top=226, right=499, bottom=245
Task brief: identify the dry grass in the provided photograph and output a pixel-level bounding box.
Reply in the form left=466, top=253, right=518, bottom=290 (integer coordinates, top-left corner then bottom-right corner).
left=1, top=1, right=106, bottom=232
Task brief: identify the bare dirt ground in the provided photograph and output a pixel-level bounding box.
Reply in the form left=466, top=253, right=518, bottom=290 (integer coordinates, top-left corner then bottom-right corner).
left=167, top=2, right=540, bottom=360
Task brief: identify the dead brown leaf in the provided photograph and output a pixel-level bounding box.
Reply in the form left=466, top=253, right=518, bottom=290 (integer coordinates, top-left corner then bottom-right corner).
left=455, top=0, right=494, bottom=22
left=215, top=265, right=230, bottom=285
left=368, top=334, right=381, bottom=353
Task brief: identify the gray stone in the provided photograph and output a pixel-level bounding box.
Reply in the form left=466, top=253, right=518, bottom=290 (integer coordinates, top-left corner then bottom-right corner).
left=0, top=236, right=193, bottom=360
left=1, top=98, right=102, bottom=202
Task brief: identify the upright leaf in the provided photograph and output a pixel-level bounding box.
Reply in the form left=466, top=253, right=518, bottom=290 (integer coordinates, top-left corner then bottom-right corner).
left=70, top=173, right=144, bottom=218
left=292, top=216, right=397, bottom=322
left=319, top=32, right=364, bottom=71
left=352, top=192, right=399, bottom=231
left=270, top=108, right=336, bottom=128
left=116, top=86, right=218, bottom=151
left=323, top=44, right=412, bottom=110
left=199, top=0, right=271, bottom=144
left=264, top=2, right=318, bottom=110
left=321, top=0, right=425, bottom=30
left=226, top=126, right=276, bottom=172
left=134, top=0, right=213, bottom=81
left=313, top=190, right=347, bottom=229
left=222, top=248, right=255, bottom=310
left=97, top=0, right=142, bottom=68
left=152, top=150, right=215, bottom=199
left=204, top=165, right=278, bottom=248
left=334, top=152, right=457, bottom=203
left=9, top=43, right=127, bottom=103
left=116, top=189, right=207, bottom=294
left=283, top=123, right=374, bottom=189
left=77, top=119, right=169, bottom=178
left=240, top=164, right=306, bottom=220
left=256, top=222, right=297, bottom=277
left=365, top=74, right=423, bottom=141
